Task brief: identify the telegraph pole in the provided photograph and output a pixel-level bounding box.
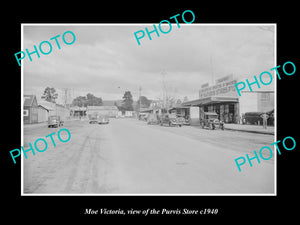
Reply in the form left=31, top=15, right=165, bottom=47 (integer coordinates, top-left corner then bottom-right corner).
left=210, top=54, right=215, bottom=84
left=139, top=86, right=142, bottom=110
left=161, top=69, right=167, bottom=111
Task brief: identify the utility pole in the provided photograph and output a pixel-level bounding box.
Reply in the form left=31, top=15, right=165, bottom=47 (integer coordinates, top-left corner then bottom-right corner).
left=138, top=86, right=142, bottom=116
left=210, top=54, right=215, bottom=84
left=161, top=69, right=167, bottom=111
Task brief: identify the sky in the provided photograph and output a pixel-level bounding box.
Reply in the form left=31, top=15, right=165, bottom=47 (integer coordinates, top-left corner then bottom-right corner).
left=23, top=24, right=275, bottom=104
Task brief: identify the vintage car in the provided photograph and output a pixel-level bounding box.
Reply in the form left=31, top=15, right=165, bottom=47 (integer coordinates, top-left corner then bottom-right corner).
left=48, top=115, right=63, bottom=128
left=98, top=115, right=109, bottom=124
left=147, top=113, right=159, bottom=125
left=88, top=113, right=100, bottom=124
left=138, top=113, right=148, bottom=121
left=159, top=114, right=183, bottom=127
left=200, top=112, right=224, bottom=130
left=177, top=116, right=190, bottom=125
left=88, top=114, right=109, bottom=124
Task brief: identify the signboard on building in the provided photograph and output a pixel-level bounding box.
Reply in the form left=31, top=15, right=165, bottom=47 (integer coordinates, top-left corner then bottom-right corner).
left=199, top=76, right=238, bottom=99
left=215, top=74, right=233, bottom=84
left=201, top=83, right=209, bottom=89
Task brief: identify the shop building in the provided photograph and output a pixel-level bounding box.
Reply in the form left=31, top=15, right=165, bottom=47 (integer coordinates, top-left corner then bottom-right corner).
left=70, top=106, right=87, bottom=117
left=182, top=74, right=274, bottom=124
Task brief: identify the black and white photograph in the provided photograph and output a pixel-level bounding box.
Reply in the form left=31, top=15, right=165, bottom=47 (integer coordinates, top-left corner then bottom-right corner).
left=21, top=24, right=276, bottom=195
left=4, top=4, right=299, bottom=221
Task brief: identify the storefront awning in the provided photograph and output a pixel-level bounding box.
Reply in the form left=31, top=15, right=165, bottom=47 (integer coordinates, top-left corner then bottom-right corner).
left=168, top=105, right=190, bottom=111
left=182, top=96, right=239, bottom=106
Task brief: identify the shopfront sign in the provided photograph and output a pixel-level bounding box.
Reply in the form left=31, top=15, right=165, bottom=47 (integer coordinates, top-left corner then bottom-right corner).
left=201, top=83, right=209, bottom=88
left=199, top=77, right=238, bottom=99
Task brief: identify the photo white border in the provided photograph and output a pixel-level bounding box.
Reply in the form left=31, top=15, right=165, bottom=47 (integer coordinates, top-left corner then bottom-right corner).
left=20, top=23, right=277, bottom=196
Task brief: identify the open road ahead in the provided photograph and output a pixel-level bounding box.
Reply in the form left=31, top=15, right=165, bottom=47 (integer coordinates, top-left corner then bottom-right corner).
left=23, top=118, right=275, bottom=194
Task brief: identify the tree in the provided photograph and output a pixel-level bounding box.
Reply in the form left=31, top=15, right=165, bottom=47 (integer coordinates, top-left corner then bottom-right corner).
left=121, top=91, right=134, bottom=111
left=72, top=96, right=87, bottom=107
left=41, top=87, right=58, bottom=103
left=137, top=96, right=151, bottom=109
left=86, top=93, right=103, bottom=106
left=72, top=93, right=103, bottom=107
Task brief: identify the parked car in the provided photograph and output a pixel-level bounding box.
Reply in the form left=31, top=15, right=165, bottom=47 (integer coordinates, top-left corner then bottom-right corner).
left=88, top=114, right=109, bottom=124
left=98, top=115, right=109, bottom=124
left=88, top=113, right=100, bottom=124
left=48, top=115, right=63, bottom=128
left=244, top=110, right=274, bottom=125
left=177, top=116, right=190, bottom=125
left=147, top=113, right=159, bottom=125
left=139, top=113, right=148, bottom=121
left=159, top=114, right=183, bottom=127
left=200, top=112, right=224, bottom=130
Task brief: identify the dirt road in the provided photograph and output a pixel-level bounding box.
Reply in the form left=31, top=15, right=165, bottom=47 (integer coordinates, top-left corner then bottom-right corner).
left=23, top=118, right=275, bottom=194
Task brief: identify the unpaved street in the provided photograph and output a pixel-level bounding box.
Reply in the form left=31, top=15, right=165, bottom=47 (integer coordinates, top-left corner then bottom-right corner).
left=23, top=119, right=275, bottom=194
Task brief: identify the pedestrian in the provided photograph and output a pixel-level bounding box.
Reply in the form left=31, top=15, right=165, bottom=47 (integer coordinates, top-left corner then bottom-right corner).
left=261, top=113, right=268, bottom=129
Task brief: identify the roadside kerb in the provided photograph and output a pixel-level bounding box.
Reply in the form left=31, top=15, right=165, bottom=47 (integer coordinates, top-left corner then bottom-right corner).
left=224, top=124, right=274, bottom=135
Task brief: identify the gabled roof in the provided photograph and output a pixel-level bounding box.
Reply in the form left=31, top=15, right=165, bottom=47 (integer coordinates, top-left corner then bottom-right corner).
left=38, top=105, right=50, bottom=111
left=38, top=100, right=55, bottom=111
left=24, top=95, right=38, bottom=107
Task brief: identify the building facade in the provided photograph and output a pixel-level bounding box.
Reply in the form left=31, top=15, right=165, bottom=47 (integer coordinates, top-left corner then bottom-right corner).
left=39, top=100, right=70, bottom=121
left=37, top=105, right=49, bottom=123
left=182, top=74, right=274, bottom=124
left=24, top=95, right=38, bottom=124
left=86, top=106, right=119, bottom=118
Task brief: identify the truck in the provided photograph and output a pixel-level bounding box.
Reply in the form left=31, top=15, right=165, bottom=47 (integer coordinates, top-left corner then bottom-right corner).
left=48, top=115, right=63, bottom=128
